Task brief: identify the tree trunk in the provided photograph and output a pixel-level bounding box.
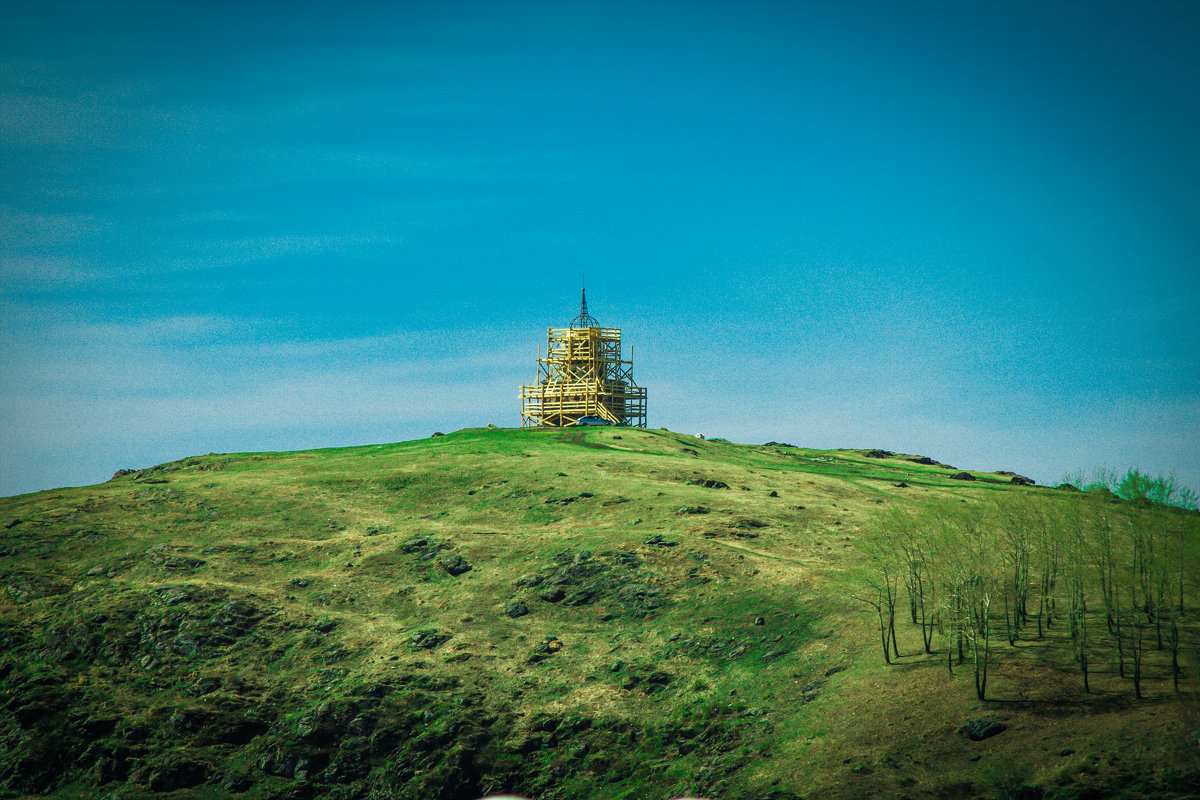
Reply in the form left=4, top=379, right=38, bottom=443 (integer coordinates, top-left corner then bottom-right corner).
left=1115, top=606, right=1125, bottom=678
left=1169, top=613, right=1180, bottom=693
left=875, top=602, right=891, bottom=665
left=1131, top=619, right=1143, bottom=700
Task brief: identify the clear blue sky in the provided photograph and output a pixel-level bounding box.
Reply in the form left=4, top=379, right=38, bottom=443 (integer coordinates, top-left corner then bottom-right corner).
left=2, top=0, right=1197, bottom=497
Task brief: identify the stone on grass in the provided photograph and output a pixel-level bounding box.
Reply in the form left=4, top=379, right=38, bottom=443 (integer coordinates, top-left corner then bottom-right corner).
left=439, top=554, right=472, bottom=576
left=408, top=630, right=451, bottom=650
left=959, top=719, right=1007, bottom=741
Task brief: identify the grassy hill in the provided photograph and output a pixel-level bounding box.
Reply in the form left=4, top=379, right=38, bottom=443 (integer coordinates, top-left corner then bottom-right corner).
left=0, top=426, right=1196, bottom=800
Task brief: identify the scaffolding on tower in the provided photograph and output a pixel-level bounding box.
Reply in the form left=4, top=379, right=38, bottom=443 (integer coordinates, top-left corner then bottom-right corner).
left=520, top=290, right=648, bottom=428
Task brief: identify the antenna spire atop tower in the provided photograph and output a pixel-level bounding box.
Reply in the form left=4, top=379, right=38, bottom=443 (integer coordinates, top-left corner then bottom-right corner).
left=570, top=284, right=599, bottom=328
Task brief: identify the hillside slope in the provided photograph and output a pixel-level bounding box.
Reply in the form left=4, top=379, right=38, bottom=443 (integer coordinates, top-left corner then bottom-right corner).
left=0, top=427, right=1196, bottom=800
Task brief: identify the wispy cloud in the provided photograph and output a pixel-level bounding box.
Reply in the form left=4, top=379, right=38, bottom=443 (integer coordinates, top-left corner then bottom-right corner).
left=0, top=309, right=529, bottom=494
left=0, top=255, right=98, bottom=292
left=0, top=207, right=104, bottom=247
left=164, top=233, right=399, bottom=272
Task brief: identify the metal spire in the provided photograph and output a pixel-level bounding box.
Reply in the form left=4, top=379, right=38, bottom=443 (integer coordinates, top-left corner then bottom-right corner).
left=569, top=285, right=599, bottom=328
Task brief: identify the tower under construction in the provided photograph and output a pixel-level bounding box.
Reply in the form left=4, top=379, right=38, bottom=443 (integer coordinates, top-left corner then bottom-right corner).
left=520, top=290, right=647, bottom=427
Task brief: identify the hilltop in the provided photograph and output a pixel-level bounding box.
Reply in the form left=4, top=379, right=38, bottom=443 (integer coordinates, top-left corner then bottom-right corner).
left=0, top=427, right=1196, bottom=800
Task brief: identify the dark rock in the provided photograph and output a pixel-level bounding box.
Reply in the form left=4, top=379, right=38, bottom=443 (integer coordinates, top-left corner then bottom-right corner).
left=764, top=441, right=797, bottom=448
left=289, top=578, right=310, bottom=588
left=801, top=680, right=825, bottom=702
left=173, top=636, right=199, bottom=657
left=894, top=482, right=909, bottom=488
left=408, top=630, right=452, bottom=649
left=865, top=450, right=894, bottom=458
left=259, top=749, right=299, bottom=779
left=145, top=759, right=207, bottom=791
left=431, top=432, right=445, bottom=437
left=950, top=472, right=976, bottom=481
left=531, top=637, right=562, bottom=656
left=602, top=550, right=641, bottom=568
left=220, top=773, right=254, bottom=793
left=768, top=490, right=779, bottom=497
left=3, top=517, right=21, bottom=529
left=187, top=677, right=221, bottom=696
left=644, top=534, right=676, bottom=547
left=505, top=602, right=530, bottom=618
left=539, top=587, right=565, bottom=603
left=689, top=478, right=730, bottom=489
left=562, top=587, right=602, bottom=606
left=161, top=556, right=206, bottom=572
left=754, top=616, right=765, bottom=626
left=644, top=672, right=672, bottom=694
left=400, top=537, right=444, bottom=555
left=959, top=719, right=1008, bottom=741
left=825, top=665, right=846, bottom=677
left=676, top=506, right=709, bottom=515
left=1009, top=475, right=1036, bottom=486
left=910, top=456, right=937, bottom=465
left=515, top=573, right=544, bottom=587
left=314, top=618, right=337, bottom=634
left=439, top=554, right=472, bottom=576
left=345, top=715, right=374, bottom=737
left=153, top=586, right=191, bottom=605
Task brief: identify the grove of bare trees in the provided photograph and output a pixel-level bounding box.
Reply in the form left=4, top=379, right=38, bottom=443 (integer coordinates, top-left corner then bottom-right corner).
left=856, top=470, right=1199, bottom=701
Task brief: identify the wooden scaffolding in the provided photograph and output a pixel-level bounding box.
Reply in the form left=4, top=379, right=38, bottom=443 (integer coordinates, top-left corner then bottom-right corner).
left=520, top=292, right=648, bottom=428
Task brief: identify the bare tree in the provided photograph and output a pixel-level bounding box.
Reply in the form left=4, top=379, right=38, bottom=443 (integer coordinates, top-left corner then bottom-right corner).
left=1063, top=512, right=1091, bottom=693
left=855, top=522, right=904, bottom=665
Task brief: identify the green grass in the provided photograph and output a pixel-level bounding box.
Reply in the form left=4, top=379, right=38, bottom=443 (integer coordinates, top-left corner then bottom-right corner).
left=0, top=427, right=1195, bottom=800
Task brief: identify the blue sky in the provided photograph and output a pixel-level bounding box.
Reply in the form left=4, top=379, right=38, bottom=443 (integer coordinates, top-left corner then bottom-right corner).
left=2, top=0, right=1197, bottom=497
